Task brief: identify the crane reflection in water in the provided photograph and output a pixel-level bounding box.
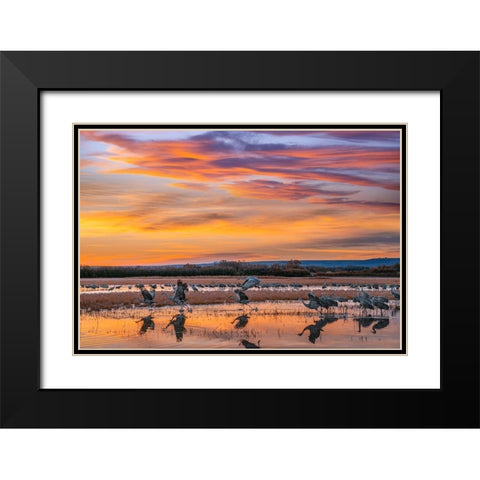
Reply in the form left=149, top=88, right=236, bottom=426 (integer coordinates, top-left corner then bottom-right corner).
left=232, top=314, right=249, bottom=329
left=164, top=312, right=187, bottom=341
left=80, top=277, right=399, bottom=350
left=297, top=315, right=340, bottom=344
left=136, top=314, right=155, bottom=334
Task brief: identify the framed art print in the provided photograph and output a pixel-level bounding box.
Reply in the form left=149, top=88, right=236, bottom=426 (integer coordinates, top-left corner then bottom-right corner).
left=75, top=124, right=406, bottom=354
left=1, top=52, right=478, bottom=428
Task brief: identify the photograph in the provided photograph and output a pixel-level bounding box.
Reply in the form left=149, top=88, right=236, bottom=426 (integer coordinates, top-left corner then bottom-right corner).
left=76, top=125, right=405, bottom=353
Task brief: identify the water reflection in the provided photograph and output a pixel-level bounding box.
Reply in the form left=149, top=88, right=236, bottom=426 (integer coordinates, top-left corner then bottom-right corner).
left=372, top=318, right=390, bottom=334
left=297, top=314, right=340, bottom=344
left=353, top=315, right=391, bottom=334
left=136, top=314, right=155, bottom=334
left=240, top=339, right=261, bottom=349
left=80, top=300, right=400, bottom=350
left=298, top=320, right=325, bottom=344
left=354, top=316, right=375, bottom=332
left=232, top=314, right=250, bottom=329
left=165, top=312, right=187, bottom=341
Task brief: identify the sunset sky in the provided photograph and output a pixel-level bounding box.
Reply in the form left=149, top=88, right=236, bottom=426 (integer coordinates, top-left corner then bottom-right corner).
left=79, top=129, right=401, bottom=266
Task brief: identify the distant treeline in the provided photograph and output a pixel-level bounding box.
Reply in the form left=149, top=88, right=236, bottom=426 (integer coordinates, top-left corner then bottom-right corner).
left=80, top=260, right=400, bottom=278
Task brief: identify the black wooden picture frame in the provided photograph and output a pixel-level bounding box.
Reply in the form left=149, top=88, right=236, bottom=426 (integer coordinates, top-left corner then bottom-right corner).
left=1, top=51, right=478, bottom=428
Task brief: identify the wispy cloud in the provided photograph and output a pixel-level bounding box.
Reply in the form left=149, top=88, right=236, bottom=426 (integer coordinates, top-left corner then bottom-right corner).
left=79, top=129, right=401, bottom=265
left=223, top=180, right=358, bottom=201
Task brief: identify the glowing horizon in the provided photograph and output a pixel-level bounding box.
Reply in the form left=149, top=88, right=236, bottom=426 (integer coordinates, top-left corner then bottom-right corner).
left=79, top=128, right=401, bottom=266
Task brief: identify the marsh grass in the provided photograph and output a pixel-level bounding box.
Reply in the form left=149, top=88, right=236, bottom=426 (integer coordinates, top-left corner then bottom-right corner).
left=80, top=276, right=399, bottom=311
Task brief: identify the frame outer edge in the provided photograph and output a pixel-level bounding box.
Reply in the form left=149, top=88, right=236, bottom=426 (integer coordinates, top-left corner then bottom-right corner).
left=0, top=53, right=39, bottom=427
left=1, top=51, right=479, bottom=428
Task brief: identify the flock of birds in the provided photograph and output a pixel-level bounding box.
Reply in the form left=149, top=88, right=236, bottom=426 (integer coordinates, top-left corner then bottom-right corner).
left=85, top=276, right=400, bottom=348
left=296, top=287, right=400, bottom=343
left=82, top=280, right=400, bottom=292
left=299, top=287, right=399, bottom=315
left=134, top=276, right=262, bottom=344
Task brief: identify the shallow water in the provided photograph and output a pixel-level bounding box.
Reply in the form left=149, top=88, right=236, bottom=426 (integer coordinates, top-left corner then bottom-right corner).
left=80, top=300, right=401, bottom=351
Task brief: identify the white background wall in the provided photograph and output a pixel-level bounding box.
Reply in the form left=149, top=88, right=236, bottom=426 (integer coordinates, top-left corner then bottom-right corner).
left=1, top=2, right=479, bottom=479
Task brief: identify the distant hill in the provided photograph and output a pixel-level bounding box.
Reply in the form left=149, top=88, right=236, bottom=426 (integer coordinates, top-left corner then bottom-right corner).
left=145, top=257, right=400, bottom=269
left=252, top=258, right=400, bottom=268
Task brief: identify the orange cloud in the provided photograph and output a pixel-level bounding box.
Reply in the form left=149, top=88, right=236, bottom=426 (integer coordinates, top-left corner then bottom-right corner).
left=79, top=129, right=402, bottom=265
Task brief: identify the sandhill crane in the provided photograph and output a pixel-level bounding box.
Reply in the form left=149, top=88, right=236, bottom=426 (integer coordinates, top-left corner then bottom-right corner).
left=358, top=296, right=374, bottom=312
left=331, top=296, right=348, bottom=313
left=318, top=294, right=338, bottom=313
left=372, top=318, right=390, bottom=334
left=239, top=339, right=261, bottom=348
left=357, top=288, right=370, bottom=299
left=165, top=312, right=186, bottom=341
left=190, top=284, right=199, bottom=291
left=175, top=279, right=188, bottom=298
left=241, top=276, right=260, bottom=291
left=136, top=314, right=155, bottom=334
left=299, top=292, right=321, bottom=311
left=232, top=289, right=257, bottom=311
left=354, top=290, right=374, bottom=313
left=139, top=286, right=156, bottom=305
left=371, top=296, right=389, bottom=312
left=391, top=287, right=400, bottom=300
left=162, top=279, right=191, bottom=311
left=303, top=293, right=337, bottom=314
left=232, top=314, right=249, bottom=329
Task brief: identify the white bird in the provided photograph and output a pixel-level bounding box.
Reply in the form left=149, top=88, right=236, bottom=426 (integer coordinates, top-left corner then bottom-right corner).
left=241, top=276, right=260, bottom=291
